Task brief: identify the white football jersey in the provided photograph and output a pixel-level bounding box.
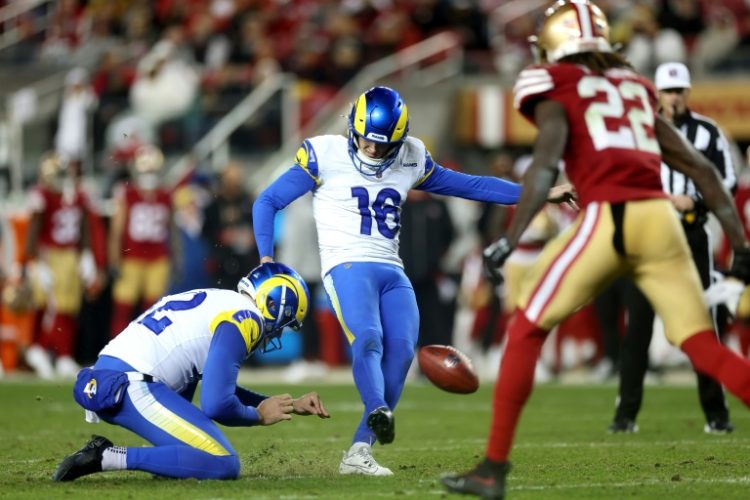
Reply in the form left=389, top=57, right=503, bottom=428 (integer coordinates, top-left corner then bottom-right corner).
left=294, top=135, right=433, bottom=276
left=100, top=289, right=263, bottom=393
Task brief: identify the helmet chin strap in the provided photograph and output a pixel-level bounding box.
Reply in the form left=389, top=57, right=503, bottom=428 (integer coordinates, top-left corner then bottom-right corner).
left=356, top=149, right=387, bottom=170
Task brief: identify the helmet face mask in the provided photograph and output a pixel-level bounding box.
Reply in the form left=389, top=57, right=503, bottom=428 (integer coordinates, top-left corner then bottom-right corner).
left=347, top=86, right=409, bottom=177
left=533, top=0, right=612, bottom=64
left=237, top=262, right=310, bottom=353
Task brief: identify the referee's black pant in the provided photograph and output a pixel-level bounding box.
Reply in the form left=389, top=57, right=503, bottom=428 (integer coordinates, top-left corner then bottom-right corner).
left=614, top=222, right=730, bottom=424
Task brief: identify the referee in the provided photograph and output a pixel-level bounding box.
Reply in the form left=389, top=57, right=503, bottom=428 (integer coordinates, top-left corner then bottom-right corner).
left=609, top=62, right=737, bottom=434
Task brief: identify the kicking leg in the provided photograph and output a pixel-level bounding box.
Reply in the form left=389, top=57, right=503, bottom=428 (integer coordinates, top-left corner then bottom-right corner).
left=380, top=279, right=418, bottom=410
left=377, top=277, right=419, bottom=444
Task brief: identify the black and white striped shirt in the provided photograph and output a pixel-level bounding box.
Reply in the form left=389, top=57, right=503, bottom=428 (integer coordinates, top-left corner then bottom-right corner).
left=660, top=109, right=736, bottom=201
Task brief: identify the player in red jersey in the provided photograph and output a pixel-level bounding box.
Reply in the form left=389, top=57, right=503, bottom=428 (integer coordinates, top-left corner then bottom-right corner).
left=23, top=153, right=106, bottom=378
left=730, top=147, right=750, bottom=356
left=441, top=2, right=750, bottom=498
left=108, top=145, right=179, bottom=337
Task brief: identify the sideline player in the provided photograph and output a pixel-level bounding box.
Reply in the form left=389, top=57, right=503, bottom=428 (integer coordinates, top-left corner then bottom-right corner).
left=23, top=153, right=106, bottom=378
left=52, top=262, right=330, bottom=481
left=442, top=1, right=750, bottom=498
left=108, top=144, right=179, bottom=337
left=252, top=85, right=574, bottom=476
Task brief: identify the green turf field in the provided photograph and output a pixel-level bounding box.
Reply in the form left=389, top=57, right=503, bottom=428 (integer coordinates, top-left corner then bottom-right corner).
left=1, top=378, right=749, bottom=499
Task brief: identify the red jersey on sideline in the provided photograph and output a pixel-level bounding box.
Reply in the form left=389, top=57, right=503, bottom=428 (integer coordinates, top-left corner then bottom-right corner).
left=27, top=185, right=87, bottom=249
left=114, top=183, right=172, bottom=259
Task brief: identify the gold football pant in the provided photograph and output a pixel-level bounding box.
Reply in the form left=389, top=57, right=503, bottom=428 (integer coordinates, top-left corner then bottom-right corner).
left=41, top=247, right=82, bottom=314
left=112, top=257, right=171, bottom=305
left=517, top=199, right=712, bottom=347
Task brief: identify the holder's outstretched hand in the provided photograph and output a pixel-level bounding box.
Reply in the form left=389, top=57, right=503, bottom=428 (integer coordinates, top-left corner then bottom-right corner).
left=292, top=392, right=330, bottom=418
left=257, top=394, right=295, bottom=425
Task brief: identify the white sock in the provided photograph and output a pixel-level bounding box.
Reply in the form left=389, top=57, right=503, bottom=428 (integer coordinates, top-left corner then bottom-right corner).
left=348, top=441, right=370, bottom=454
left=101, top=446, right=127, bottom=471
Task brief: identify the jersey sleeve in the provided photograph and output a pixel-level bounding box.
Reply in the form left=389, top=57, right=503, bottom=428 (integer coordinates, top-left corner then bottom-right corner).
left=415, top=163, right=522, bottom=204
left=295, top=139, right=321, bottom=185
left=252, top=166, right=317, bottom=258
left=513, top=65, right=556, bottom=121
left=513, top=64, right=588, bottom=123
left=27, top=187, right=46, bottom=213
left=200, top=322, right=264, bottom=426
left=209, top=308, right=264, bottom=353
left=715, top=126, right=736, bottom=192
left=700, top=117, right=736, bottom=193
left=414, top=149, right=437, bottom=186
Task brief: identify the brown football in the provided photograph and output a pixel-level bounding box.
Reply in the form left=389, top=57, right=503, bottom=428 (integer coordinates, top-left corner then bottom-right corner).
left=417, top=344, right=479, bottom=394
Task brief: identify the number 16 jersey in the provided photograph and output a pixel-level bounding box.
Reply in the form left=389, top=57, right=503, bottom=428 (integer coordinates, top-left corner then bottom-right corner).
left=295, top=135, right=433, bottom=276
left=514, top=63, right=667, bottom=207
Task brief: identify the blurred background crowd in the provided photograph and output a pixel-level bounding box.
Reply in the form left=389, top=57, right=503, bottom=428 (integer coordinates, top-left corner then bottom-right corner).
left=1, top=0, right=750, bottom=384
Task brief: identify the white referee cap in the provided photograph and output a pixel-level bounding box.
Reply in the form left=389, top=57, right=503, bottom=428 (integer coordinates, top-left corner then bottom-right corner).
left=655, top=62, right=691, bottom=90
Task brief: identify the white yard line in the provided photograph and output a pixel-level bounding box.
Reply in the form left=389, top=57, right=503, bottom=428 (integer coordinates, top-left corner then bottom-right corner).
left=509, top=476, right=750, bottom=492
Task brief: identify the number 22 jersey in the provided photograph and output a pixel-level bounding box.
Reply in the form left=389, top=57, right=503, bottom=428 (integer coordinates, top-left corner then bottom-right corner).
left=296, top=135, right=433, bottom=276
left=514, top=63, right=667, bottom=207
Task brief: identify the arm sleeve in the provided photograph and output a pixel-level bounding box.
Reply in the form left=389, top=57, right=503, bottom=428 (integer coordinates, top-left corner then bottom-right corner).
left=252, top=166, right=317, bottom=258
left=235, top=385, right=268, bottom=407
left=416, top=163, right=523, bottom=205
left=200, top=322, right=267, bottom=426
left=708, top=126, right=737, bottom=194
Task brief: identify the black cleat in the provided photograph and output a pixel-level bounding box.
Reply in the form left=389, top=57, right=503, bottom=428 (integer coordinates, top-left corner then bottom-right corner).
left=441, top=459, right=510, bottom=500
left=52, top=435, right=113, bottom=482
left=607, top=418, right=639, bottom=434
left=704, top=419, right=735, bottom=434
left=367, top=406, right=395, bottom=445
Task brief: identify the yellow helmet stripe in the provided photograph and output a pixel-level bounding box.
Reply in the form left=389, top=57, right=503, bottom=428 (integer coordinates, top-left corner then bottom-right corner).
left=391, top=103, right=408, bottom=142
left=353, top=94, right=367, bottom=136
left=278, top=274, right=309, bottom=321
left=255, top=274, right=308, bottom=324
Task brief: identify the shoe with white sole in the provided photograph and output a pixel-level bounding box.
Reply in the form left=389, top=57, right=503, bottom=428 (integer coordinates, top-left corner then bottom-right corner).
left=338, top=443, right=393, bottom=476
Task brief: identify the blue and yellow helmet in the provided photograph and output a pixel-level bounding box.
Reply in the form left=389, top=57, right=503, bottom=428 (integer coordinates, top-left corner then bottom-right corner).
left=237, top=262, right=310, bottom=350
left=347, top=86, right=409, bottom=177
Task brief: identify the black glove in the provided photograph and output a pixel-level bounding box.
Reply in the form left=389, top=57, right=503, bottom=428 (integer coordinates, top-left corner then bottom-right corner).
left=482, top=237, right=513, bottom=285
left=730, top=247, right=750, bottom=284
